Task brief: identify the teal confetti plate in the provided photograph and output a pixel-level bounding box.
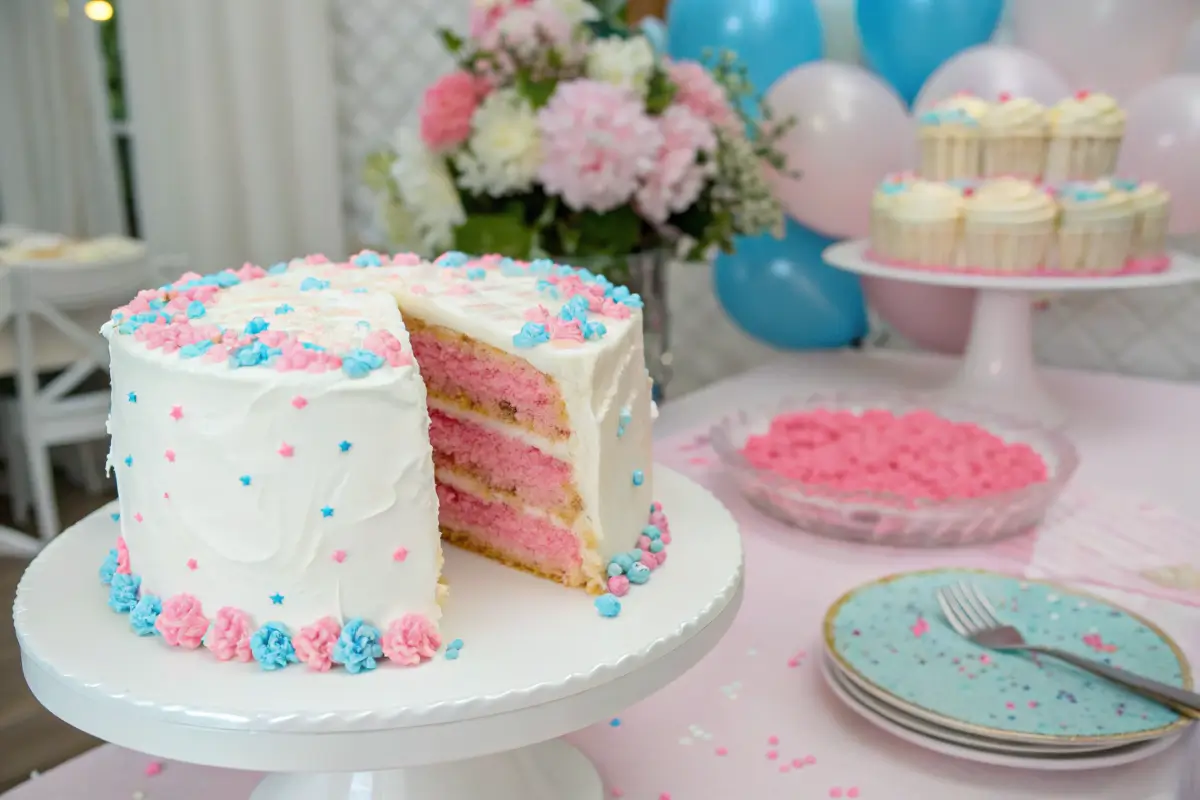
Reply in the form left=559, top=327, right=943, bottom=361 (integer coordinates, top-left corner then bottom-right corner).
left=823, top=569, right=1193, bottom=745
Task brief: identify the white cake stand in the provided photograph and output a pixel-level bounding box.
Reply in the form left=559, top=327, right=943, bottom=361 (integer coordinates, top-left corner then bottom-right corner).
left=13, top=466, right=743, bottom=800
left=824, top=240, right=1200, bottom=426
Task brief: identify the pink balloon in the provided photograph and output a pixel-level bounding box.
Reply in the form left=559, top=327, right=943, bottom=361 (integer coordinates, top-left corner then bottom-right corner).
left=913, top=45, right=1070, bottom=113
left=862, top=279, right=976, bottom=356
left=1117, top=75, right=1200, bottom=236
left=1009, top=0, right=1194, bottom=101
left=765, top=63, right=911, bottom=239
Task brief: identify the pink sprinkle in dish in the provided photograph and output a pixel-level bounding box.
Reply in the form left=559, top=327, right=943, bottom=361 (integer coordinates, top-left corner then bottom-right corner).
left=740, top=407, right=1049, bottom=504
left=143, top=762, right=163, bottom=777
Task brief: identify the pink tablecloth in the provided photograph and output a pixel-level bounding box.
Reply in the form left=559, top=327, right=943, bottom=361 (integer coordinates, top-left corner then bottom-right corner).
left=6, top=351, right=1199, bottom=799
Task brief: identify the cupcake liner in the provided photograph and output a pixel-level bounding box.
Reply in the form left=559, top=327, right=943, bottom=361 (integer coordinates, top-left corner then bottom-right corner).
left=870, top=208, right=895, bottom=258
left=1055, top=215, right=1135, bottom=272
left=961, top=218, right=1055, bottom=272
left=1131, top=203, right=1170, bottom=259
left=1043, top=135, right=1122, bottom=182
left=919, top=133, right=981, bottom=181
left=981, top=136, right=1048, bottom=180
left=891, top=219, right=961, bottom=266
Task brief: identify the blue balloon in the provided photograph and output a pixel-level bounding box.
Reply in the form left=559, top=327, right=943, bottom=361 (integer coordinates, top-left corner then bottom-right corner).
left=714, top=221, right=866, bottom=350
left=856, top=0, right=1003, bottom=106
left=667, top=0, right=824, bottom=116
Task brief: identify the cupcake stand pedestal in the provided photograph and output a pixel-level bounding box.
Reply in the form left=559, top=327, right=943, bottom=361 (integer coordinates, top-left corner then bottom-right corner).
left=824, top=239, right=1200, bottom=426
left=13, top=466, right=743, bottom=800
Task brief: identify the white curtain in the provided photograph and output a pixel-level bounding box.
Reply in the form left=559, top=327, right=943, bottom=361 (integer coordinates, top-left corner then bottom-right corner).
left=0, top=0, right=125, bottom=237
left=117, top=0, right=346, bottom=269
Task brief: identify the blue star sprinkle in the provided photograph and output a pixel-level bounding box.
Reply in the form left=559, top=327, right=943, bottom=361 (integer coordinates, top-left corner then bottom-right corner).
left=274, top=303, right=294, bottom=315
left=239, top=475, right=252, bottom=486
left=338, top=441, right=352, bottom=453
left=269, top=593, right=285, bottom=605
left=127, top=391, right=137, bottom=403
left=124, top=455, right=133, bottom=467
left=321, top=506, right=334, bottom=518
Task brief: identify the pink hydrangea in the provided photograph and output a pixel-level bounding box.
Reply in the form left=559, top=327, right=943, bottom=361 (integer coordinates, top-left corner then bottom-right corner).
left=115, top=536, right=131, bottom=575
left=637, top=106, right=717, bottom=224
left=538, top=80, right=663, bottom=213
left=156, top=594, right=209, bottom=650
left=205, top=607, right=254, bottom=662
left=382, top=614, right=442, bottom=666
left=420, top=71, right=489, bottom=153
left=294, top=616, right=342, bottom=672
left=667, top=60, right=737, bottom=129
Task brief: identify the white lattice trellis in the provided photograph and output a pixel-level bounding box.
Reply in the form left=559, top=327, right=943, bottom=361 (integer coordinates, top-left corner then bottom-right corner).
left=331, top=3, right=1200, bottom=391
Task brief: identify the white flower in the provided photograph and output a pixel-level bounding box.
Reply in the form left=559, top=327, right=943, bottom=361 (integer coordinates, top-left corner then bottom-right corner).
left=454, top=89, right=542, bottom=196
left=390, top=128, right=466, bottom=253
left=586, top=37, right=656, bottom=97
left=546, top=0, right=600, bottom=27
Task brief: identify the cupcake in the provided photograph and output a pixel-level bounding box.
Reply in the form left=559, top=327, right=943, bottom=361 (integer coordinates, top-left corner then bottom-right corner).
left=960, top=178, right=1057, bottom=272
left=917, top=94, right=989, bottom=181
left=869, top=173, right=915, bottom=258
left=980, top=94, right=1048, bottom=179
left=1113, top=179, right=1170, bottom=262
left=888, top=180, right=965, bottom=266
left=1055, top=181, right=1135, bottom=272
left=1044, top=91, right=1125, bottom=182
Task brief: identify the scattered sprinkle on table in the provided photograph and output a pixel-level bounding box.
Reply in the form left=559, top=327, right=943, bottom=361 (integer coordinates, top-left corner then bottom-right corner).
left=714, top=746, right=728, bottom=756
left=610, top=718, right=621, bottom=727
left=143, top=762, right=163, bottom=777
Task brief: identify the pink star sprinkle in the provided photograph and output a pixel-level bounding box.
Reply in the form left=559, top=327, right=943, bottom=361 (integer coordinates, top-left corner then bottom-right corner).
left=788, top=657, right=801, bottom=667
left=805, top=755, right=816, bottom=764
left=186, top=558, right=198, bottom=570
left=714, top=746, right=728, bottom=756
left=780, top=765, right=791, bottom=773
left=848, top=789, right=860, bottom=799
left=911, top=617, right=929, bottom=638
left=768, top=735, right=779, bottom=745
left=1006, top=701, right=1016, bottom=709
left=610, top=789, right=624, bottom=799
left=278, top=442, right=295, bottom=458
left=792, top=758, right=804, bottom=768
left=144, top=762, right=163, bottom=777
left=163, top=492, right=169, bottom=500
left=169, top=405, right=183, bottom=420
left=164, top=449, right=176, bottom=462
left=393, top=547, right=408, bottom=562
left=292, top=396, right=308, bottom=409
left=331, top=550, right=347, bottom=563
left=659, top=794, right=671, bottom=800
left=1028, top=700, right=1039, bottom=709
left=830, top=789, right=843, bottom=799
left=979, top=654, right=993, bottom=664
left=767, top=750, right=778, bottom=760
left=134, top=513, right=143, bottom=523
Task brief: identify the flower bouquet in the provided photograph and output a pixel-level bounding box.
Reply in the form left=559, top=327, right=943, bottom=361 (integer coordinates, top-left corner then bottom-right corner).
left=363, top=0, right=792, bottom=285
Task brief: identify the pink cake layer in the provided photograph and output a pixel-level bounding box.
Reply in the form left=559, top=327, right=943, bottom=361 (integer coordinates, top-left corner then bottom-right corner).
left=428, top=408, right=577, bottom=514
left=864, top=249, right=1170, bottom=277
left=436, top=481, right=584, bottom=582
left=409, top=324, right=569, bottom=440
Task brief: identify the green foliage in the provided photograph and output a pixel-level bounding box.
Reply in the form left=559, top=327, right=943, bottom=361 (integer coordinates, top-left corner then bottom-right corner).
left=644, top=68, right=677, bottom=115
left=453, top=211, right=534, bottom=258
left=515, top=69, right=559, bottom=109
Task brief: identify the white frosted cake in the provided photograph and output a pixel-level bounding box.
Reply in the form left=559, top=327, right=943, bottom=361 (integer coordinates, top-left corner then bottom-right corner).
left=99, top=252, right=666, bottom=673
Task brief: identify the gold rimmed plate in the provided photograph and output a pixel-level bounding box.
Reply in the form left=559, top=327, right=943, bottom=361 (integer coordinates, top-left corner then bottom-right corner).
left=822, top=568, right=1193, bottom=746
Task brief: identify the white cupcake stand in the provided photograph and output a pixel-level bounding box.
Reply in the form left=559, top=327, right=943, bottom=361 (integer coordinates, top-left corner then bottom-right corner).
left=13, top=467, right=744, bottom=800
left=824, top=240, right=1200, bottom=426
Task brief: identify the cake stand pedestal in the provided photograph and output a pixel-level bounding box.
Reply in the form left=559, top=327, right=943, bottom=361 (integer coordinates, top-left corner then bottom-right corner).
left=14, top=466, right=743, bottom=800
left=824, top=240, right=1200, bottom=426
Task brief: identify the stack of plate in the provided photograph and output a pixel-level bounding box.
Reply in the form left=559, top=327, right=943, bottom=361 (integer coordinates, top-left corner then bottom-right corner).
left=821, top=569, right=1194, bottom=770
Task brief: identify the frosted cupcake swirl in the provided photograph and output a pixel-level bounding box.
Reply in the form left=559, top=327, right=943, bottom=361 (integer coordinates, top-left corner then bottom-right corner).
left=919, top=94, right=989, bottom=128
left=965, top=178, right=1057, bottom=224
left=1057, top=180, right=1133, bottom=219
left=1048, top=92, right=1125, bottom=137
left=890, top=180, right=965, bottom=222
left=981, top=97, right=1047, bottom=137
left=1113, top=179, right=1170, bottom=212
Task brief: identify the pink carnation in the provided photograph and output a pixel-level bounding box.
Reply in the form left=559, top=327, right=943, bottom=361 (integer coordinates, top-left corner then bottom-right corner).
left=115, top=536, right=131, bottom=575
left=637, top=106, right=717, bottom=224
left=382, top=614, right=442, bottom=666
left=205, top=607, right=254, bottom=662
left=538, top=80, right=663, bottom=213
left=667, top=60, right=737, bottom=129
left=155, top=594, right=209, bottom=650
left=294, top=616, right=342, bottom=672
left=420, top=71, right=488, bottom=153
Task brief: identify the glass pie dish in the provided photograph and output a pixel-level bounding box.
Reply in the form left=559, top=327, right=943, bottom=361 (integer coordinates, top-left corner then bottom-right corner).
left=710, top=391, right=1080, bottom=547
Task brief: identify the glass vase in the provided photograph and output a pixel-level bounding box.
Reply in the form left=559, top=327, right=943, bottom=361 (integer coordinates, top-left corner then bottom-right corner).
left=560, top=251, right=672, bottom=400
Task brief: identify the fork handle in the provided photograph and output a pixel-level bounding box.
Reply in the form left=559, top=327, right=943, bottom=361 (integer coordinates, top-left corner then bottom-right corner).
left=1030, top=645, right=1200, bottom=719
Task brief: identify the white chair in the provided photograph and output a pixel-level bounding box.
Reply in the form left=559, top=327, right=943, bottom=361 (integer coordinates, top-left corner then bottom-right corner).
left=0, top=247, right=177, bottom=556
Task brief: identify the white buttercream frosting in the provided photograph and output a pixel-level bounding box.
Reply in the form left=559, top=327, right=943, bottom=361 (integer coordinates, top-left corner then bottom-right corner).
left=1048, top=92, right=1124, bottom=137
left=981, top=97, right=1047, bottom=137
left=965, top=178, right=1057, bottom=224
left=920, top=95, right=989, bottom=130
left=889, top=180, right=965, bottom=222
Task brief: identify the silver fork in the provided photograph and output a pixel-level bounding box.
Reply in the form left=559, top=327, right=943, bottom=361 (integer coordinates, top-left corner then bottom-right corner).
left=937, top=581, right=1200, bottom=719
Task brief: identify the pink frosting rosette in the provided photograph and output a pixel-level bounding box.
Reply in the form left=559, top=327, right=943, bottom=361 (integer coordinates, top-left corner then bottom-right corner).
left=205, top=607, right=255, bottom=662
left=382, top=614, right=442, bottom=666
left=294, top=616, right=343, bottom=672
left=155, top=594, right=210, bottom=649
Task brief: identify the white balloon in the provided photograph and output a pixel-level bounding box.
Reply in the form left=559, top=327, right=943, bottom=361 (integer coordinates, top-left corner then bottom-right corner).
left=913, top=45, right=1071, bottom=113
